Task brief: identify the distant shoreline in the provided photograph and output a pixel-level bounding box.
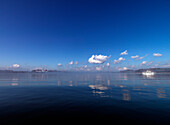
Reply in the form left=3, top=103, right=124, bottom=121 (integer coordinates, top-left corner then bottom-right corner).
left=0, top=68, right=170, bottom=74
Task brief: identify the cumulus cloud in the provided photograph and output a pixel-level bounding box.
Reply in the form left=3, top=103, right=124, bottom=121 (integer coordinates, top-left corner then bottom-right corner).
left=75, top=61, right=78, bottom=65
left=131, top=55, right=139, bottom=59
left=117, top=67, right=128, bottom=71
left=140, top=61, right=154, bottom=67
left=153, top=53, right=162, bottom=57
left=140, top=61, right=147, bottom=66
left=96, top=67, right=102, bottom=71
left=133, top=54, right=148, bottom=60
left=141, top=61, right=147, bottom=65
left=128, top=65, right=136, bottom=68
left=75, top=65, right=88, bottom=71
left=120, top=50, right=128, bottom=55
left=69, top=61, right=74, bottom=65
left=138, top=56, right=144, bottom=60
left=106, top=63, right=110, bottom=67
left=147, top=61, right=153, bottom=66
left=57, top=63, right=62, bottom=66
left=83, top=65, right=87, bottom=68
left=114, top=57, right=125, bottom=64
left=13, top=64, right=20, bottom=68
left=88, top=55, right=110, bottom=64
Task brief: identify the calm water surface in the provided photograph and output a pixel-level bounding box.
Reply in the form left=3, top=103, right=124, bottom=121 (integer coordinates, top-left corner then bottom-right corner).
left=0, top=72, right=170, bottom=124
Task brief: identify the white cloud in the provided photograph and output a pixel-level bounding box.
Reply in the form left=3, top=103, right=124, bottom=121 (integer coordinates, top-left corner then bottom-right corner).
left=128, top=65, right=136, bottom=68
left=131, top=55, right=139, bottom=59
left=114, top=57, right=125, bottom=64
left=153, top=53, right=162, bottom=57
left=117, top=67, right=128, bottom=71
left=75, top=61, right=78, bottom=65
left=140, top=61, right=154, bottom=67
left=75, top=65, right=88, bottom=71
left=13, top=64, right=20, bottom=68
left=57, top=63, right=62, bottom=66
left=141, top=61, right=147, bottom=65
left=83, top=65, right=87, bottom=68
left=138, top=56, right=144, bottom=60
left=147, top=61, right=153, bottom=66
left=122, top=67, right=128, bottom=70
left=106, top=63, right=110, bottom=67
left=96, top=67, right=102, bottom=71
left=69, top=61, right=73, bottom=65
left=88, top=55, right=110, bottom=64
left=120, top=50, right=128, bottom=55
left=133, top=54, right=148, bottom=60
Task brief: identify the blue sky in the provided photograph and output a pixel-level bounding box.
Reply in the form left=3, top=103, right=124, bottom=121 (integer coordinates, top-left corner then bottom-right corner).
left=0, top=0, right=170, bottom=71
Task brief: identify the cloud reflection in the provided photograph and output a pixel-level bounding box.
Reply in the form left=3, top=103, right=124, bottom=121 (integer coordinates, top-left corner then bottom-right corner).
left=157, top=88, right=166, bottom=98
left=89, top=85, right=109, bottom=90
left=11, top=78, right=19, bottom=86
left=122, top=89, right=131, bottom=101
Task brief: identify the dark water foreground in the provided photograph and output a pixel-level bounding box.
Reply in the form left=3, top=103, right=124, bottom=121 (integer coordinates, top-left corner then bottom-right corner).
left=0, top=72, right=170, bottom=124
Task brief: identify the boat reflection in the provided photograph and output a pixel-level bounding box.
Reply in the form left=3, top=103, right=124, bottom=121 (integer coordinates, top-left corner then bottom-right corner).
left=143, top=74, right=155, bottom=79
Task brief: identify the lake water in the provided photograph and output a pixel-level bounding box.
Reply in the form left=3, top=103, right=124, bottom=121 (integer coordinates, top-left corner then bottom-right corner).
left=0, top=72, right=170, bottom=124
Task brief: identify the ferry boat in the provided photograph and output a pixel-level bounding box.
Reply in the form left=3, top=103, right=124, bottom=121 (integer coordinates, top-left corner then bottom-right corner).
left=142, top=70, right=155, bottom=76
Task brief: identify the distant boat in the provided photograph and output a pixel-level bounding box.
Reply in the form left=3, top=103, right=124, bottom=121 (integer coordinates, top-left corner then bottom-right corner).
left=142, top=70, right=155, bottom=76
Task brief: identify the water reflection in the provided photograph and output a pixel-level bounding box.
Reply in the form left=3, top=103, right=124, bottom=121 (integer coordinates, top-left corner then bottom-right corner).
left=11, top=83, right=18, bottom=86
left=121, top=74, right=128, bottom=81
left=122, top=89, right=131, bottom=101
left=107, top=80, right=111, bottom=86
left=0, top=72, right=169, bottom=101
left=157, top=88, right=166, bottom=98
left=89, top=85, right=108, bottom=97
left=89, top=85, right=109, bottom=90
left=88, top=84, right=132, bottom=101
left=11, top=78, right=19, bottom=86
left=57, top=80, right=61, bottom=86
